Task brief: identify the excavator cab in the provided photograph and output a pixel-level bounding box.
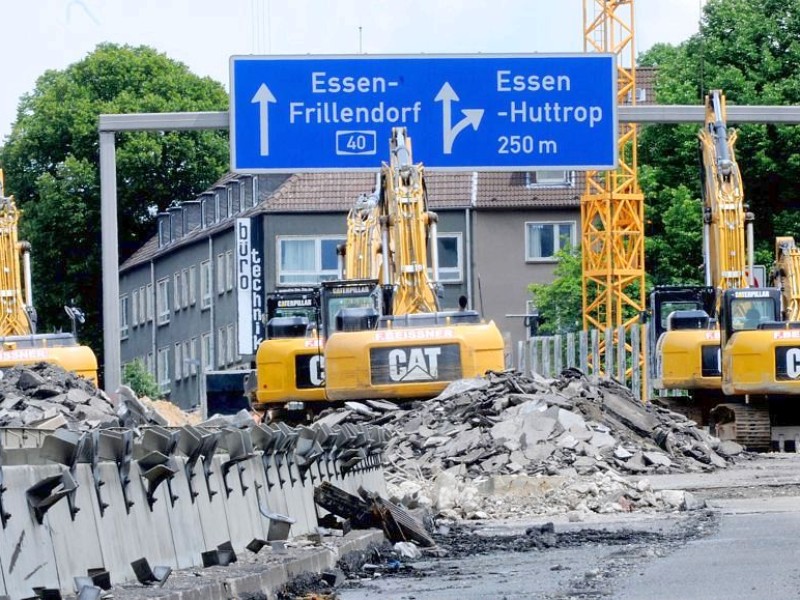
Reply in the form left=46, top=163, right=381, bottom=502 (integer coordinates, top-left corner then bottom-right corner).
left=651, top=286, right=721, bottom=390
left=717, top=287, right=800, bottom=396
left=320, top=279, right=383, bottom=338
left=251, top=287, right=325, bottom=416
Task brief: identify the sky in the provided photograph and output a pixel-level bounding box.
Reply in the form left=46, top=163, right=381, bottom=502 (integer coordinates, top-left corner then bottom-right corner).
left=0, top=0, right=704, bottom=141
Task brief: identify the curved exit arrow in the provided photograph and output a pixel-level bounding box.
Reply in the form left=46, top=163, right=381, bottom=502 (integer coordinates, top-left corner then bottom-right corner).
left=251, top=83, right=277, bottom=156
left=435, top=82, right=484, bottom=154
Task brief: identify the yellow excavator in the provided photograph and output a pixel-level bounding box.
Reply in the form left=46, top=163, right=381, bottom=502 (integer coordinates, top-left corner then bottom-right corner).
left=249, top=181, right=384, bottom=420
left=652, top=91, right=800, bottom=450
left=718, top=237, right=800, bottom=397
left=651, top=90, right=751, bottom=408
left=0, top=171, right=97, bottom=384
left=249, top=286, right=324, bottom=418
left=324, top=127, right=505, bottom=400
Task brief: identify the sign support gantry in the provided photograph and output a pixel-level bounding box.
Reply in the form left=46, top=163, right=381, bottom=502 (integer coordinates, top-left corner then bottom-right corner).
left=581, top=0, right=646, bottom=392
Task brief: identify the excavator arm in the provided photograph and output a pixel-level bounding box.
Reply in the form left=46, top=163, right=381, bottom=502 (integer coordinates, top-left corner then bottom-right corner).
left=381, top=128, right=439, bottom=315
left=772, top=236, right=800, bottom=322
left=699, top=90, right=751, bottom=298
left=0, top=171, right=34, bottom=337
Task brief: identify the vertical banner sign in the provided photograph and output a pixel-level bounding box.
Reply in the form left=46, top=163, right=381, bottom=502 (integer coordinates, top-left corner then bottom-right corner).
left=236, top=217, right=265, bottom=355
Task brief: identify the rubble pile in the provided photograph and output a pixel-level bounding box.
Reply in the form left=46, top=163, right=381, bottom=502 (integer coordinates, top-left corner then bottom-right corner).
left=316, top=369, right=742, bottom=519
left=0, top=363, right=119, bottom=429
left=0, top=363, right=204, bottom=430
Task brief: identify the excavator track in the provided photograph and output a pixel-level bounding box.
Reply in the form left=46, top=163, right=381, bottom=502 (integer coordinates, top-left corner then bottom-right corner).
left=710, top=402, right=772, bottom=451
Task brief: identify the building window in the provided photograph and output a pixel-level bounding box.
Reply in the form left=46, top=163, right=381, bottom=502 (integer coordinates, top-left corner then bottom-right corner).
left=226, top=250, right=234, bottom=291
left=435, top=233, right=463, bottom=282
left=227, top=186, right=233, bottom=215
left=174, top=342, right=182, bottom=381
left=182, top=340, right=191, bottom=378
left=146, top=352, right=154, bottom=376
left=131, top=290, right=139, bottom=329
left=216, top=253, right=226, bottom=295
left=277, top=236, right=344, bottom=285
left=201, top=332, right=212, bottom=372
left=227, top=323, right=235, bottom=364
left=217, top=326, right=226, bottom=367
left=146, top=283, right=154, bottom=322
left=173, top=272, right=182, bottom=312
left=215, top=192, right=221, bottom=222
left=189, top=337, right=198, bottom=376
left=200, top=260, right=212, bottom=309
left=252, top=176, right=259, bottom=204
left=189, top=265, right=197, bottom=305
left=525, top=171, right=574, bottom=188
left=181, top=268, right=189, bottom=308
left=139, top=286, right=147, bottom=324
left=157, top=278, right=170, bottom=325
left=119, top=295, right=129, bottom=340
left=157, top=346, right=170, bottom=393
left=525, top=221, right=576, bottom=261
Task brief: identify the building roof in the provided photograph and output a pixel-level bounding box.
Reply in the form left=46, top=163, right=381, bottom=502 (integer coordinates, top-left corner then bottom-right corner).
left=475, top=172, right=583, bottom=209
left=636, top=66, right=657, bottom=105
left=262, top=170, right=474, bottom=213
left=120, top=167, right=584, bottom=272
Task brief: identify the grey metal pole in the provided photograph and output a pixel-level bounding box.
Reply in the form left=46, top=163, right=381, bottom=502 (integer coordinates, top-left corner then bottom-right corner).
left=100, top=130, right=121, bottom=396
left=98, top=112, right=227, bottom=398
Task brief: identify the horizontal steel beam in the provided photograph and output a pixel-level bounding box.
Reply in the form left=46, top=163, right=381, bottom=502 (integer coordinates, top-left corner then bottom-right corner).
left=98, top=106, right=800, bottom=133
left=620, top=105, right=800, bottom=124
left=98, top=112, right=228, bottom=132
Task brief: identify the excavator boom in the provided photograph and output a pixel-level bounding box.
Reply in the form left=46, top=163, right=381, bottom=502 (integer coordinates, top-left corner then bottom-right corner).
left=0, top=171, right=97, bottom=384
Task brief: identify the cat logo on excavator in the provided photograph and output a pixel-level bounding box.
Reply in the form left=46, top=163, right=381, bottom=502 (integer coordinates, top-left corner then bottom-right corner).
left=370, top=344, right=461, bottom=384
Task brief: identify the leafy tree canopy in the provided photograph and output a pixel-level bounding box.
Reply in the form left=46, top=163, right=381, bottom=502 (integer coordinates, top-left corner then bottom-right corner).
left=0, top=43, right=229, bottom=364
left=122, top=358, right=161, bottom=399
left=639, top=0, right=800, bottom=283
left=531, top=0, right=800, bottom=331
left=528, top=246, right=583, bottom=335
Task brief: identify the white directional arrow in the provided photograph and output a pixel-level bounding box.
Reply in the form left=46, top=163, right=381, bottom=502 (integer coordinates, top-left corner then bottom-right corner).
left=251, top=83, right=277, bottom=156
left=435, top=82, right=484, bottom=154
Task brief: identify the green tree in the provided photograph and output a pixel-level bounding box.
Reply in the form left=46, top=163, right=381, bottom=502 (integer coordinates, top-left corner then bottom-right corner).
left=639, top=0, right=800, bottom=285
left=122, top=359, right=160, bottom=399
left=528, top=246, right=583, bottom=335
left=0, top=44, right=229, bottom=368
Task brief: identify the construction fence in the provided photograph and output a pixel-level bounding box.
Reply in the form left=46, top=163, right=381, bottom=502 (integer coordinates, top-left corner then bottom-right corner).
left=517, top=325, right=665, bottom=401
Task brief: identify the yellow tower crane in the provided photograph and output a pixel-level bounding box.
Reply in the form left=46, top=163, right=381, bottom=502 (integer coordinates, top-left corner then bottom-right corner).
left=581, top=0, right=646, bottom=393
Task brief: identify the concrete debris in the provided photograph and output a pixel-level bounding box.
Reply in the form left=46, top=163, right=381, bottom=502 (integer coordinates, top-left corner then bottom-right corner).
left=0, top=363, right=118, bottom=430
left=0, top=364, right=206, bottom=432
left=316, top=368, right=743, bottom=521
left=394, top=541, right=422, bottom=559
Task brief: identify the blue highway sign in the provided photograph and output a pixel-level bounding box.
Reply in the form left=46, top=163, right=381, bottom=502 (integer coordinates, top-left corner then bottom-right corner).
left=229, top=54, right=617, bottom=172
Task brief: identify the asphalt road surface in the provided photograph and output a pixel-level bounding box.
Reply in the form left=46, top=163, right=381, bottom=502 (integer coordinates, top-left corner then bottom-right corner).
left=338, top=454, right=800, bottom=600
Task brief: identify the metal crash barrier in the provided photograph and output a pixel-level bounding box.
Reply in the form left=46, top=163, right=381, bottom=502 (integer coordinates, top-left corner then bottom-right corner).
left=0, top=421, right=389, bottom=598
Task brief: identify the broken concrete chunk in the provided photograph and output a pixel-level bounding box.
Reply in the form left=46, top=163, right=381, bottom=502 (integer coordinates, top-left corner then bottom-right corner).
left=394, top=541, right=422, bottom=559
left=614, top=446, right=634, bottom=460
left=344, top=401, right=379, bottom=417
left=717, top=440, right=744, bottom=457
left=490, top=419, right=521, bottom=444
left=523, top=441, right=556, bottom=463
left=555, top=408, right=587, bottom=431
left=17, top=369, right=46, bottom=390
left=643, top=452, right=673, bottom=467
left=589, top=431, right=617, bottom=449
left=556, top=433, right=579, bottom=450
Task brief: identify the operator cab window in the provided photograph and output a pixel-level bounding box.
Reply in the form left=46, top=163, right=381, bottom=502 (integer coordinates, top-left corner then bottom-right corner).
left=731, top=298, right=777, bottom=332
left=661, top=301, right=703, bottom=331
